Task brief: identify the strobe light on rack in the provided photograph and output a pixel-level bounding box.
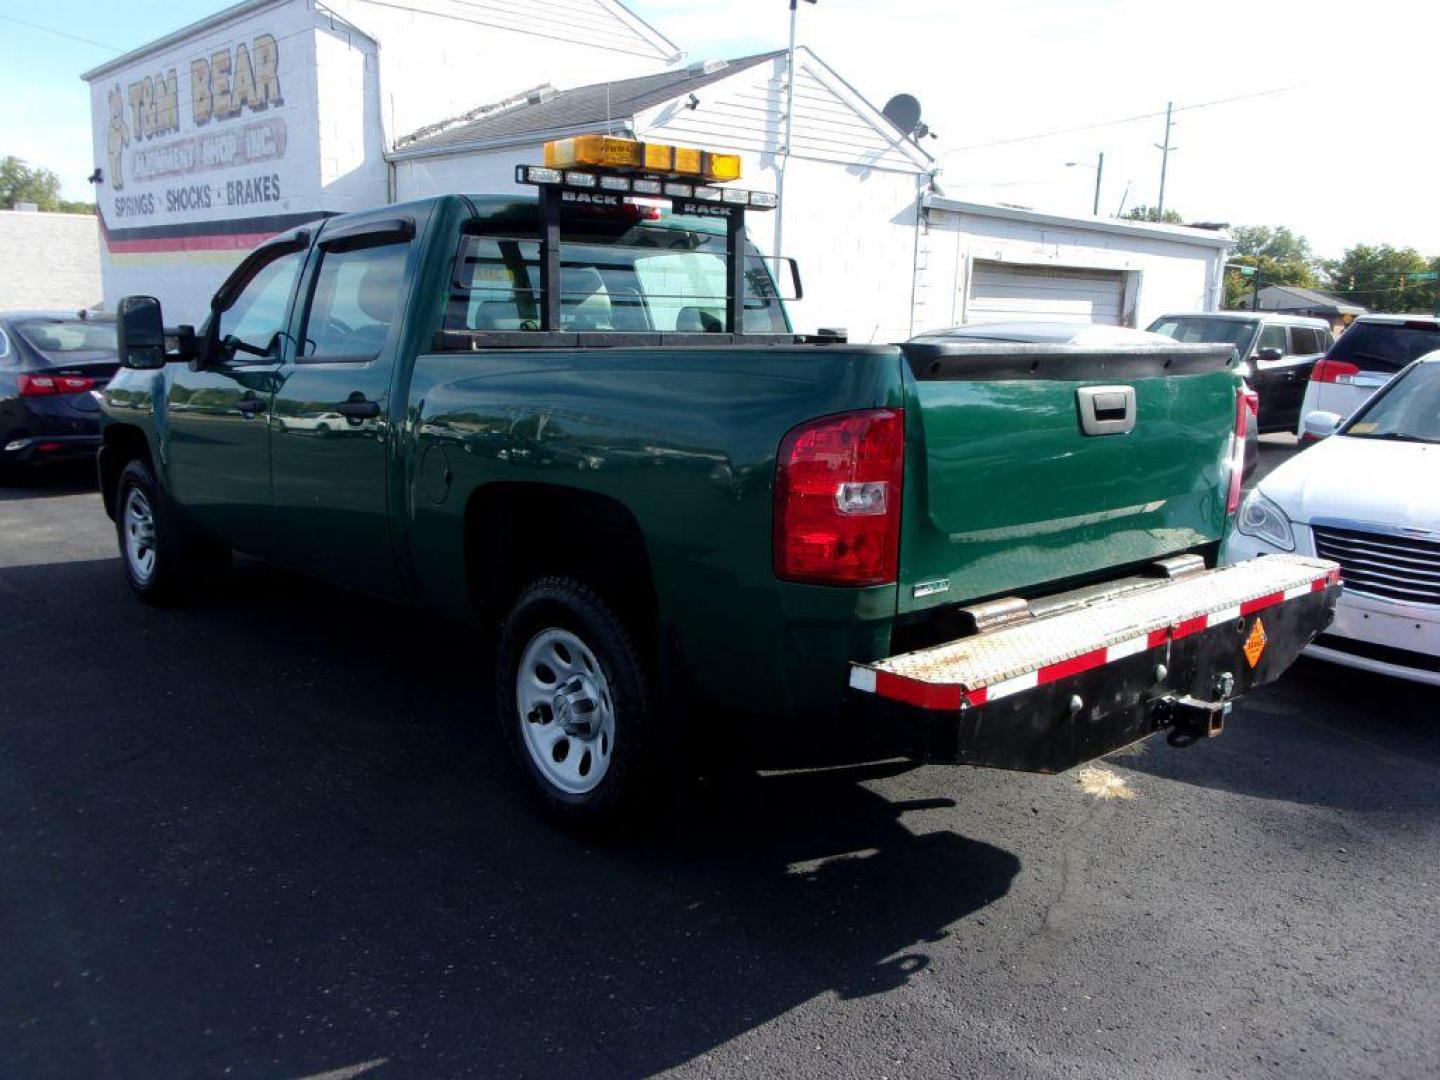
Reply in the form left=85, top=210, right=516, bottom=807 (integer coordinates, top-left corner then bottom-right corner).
left=515, top=135, right=778, bottom=214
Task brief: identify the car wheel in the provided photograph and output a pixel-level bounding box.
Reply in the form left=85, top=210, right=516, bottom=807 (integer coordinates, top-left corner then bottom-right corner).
left=114, top=459, right=229, bottom=605
left=496, top=577, right=657, bottom=830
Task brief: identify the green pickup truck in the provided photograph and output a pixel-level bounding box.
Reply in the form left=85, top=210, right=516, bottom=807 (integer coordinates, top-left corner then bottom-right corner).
left=99, top=137, right=1339, bottom=828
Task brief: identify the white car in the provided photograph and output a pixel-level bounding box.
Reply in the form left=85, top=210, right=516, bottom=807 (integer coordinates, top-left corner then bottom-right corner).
left=1297, top=313, right=1440, bottom=434
left=1224, top=352, right=1440, bottom=686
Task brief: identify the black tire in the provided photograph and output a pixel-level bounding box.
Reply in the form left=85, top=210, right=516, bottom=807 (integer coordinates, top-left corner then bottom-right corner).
left=496, top=576, right=657, bottom=831
left=113, top=458, right=229, bottom=605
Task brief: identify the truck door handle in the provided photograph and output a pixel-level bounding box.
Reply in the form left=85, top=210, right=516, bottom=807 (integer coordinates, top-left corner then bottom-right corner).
left=236, top=397, right=266, bottom=416
left=334, top=398, right=381, bottom=420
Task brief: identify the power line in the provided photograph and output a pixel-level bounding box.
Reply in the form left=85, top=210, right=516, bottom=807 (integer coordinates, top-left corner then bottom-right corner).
left=953, top=83, right=1305, bottom=153
left=0, top=13, right=122, bottom=53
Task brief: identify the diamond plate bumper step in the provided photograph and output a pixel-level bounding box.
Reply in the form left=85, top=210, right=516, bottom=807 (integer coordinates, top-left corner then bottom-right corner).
left=851, top=555, right=1342, bottom=773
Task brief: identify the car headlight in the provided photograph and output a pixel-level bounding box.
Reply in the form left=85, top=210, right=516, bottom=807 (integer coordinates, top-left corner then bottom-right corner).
left=1235, top=490, right=1295, bottom=551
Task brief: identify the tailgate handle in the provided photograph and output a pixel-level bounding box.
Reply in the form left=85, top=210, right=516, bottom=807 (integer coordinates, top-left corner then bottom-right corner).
left=1076, top=385, right=1136, bottom=436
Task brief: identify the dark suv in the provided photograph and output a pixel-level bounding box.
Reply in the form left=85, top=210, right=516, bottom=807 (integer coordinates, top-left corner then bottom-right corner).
left=1147, top=311, right=1333, bottom=433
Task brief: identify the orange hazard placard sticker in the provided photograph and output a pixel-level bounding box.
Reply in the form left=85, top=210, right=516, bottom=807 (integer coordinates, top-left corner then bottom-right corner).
left=1243, top=617, right=1268, bottom=668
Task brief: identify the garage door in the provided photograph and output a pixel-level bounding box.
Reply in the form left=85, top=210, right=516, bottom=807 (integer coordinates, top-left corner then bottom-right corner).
left=968, top=261, right=1125, bottom=325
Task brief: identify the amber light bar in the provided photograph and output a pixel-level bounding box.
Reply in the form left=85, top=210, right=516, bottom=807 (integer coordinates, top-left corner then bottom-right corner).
left=516, top=165, right=778, bottom=210
left=544, top=135, right=743, bottom=184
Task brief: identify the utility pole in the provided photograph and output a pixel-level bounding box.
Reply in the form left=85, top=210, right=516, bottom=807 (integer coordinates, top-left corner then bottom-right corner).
left=1065, top=151, right=1105, bottom=215
left=776, top=0, right=815, bottom=263
left=782, top=0, right=803, bottom=160
left=1154, top=101, right=1176, bottom=218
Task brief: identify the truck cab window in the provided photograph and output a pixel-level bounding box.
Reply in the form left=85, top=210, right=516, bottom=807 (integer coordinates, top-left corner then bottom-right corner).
left=217, top=251, right=303, bottom=359
left=301, top=242, right=409, bottom=362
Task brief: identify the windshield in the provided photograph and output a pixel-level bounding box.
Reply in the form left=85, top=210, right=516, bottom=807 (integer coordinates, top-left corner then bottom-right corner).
left=1345, top=361, right=1440, bottom=443
left=15, top=318, right=117, bottom=357
left=445, top=214, right=789, bottom=335
left=1327, top=321, right=1440, bottom=372
left=1147, top=316, right=1259, bottom=356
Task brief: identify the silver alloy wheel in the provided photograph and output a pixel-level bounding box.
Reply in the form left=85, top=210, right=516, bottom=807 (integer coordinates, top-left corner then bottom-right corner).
left=516, top=627, right=616, bottom=795
left=122, top=486, right=157, bottom=585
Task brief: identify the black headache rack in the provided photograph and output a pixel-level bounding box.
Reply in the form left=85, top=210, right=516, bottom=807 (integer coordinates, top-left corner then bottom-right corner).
left=432, top=166, right=848, bottom=352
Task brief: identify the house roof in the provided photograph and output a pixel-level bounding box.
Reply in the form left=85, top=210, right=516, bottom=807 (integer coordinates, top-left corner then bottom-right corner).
left=1249, top=284, right=1367, bottom=316
left=923, top=194, right=1235, bottom=250
left=392, top=52, right=786, bottom=156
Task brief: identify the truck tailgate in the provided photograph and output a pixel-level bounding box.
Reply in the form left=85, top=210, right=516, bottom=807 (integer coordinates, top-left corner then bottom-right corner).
left=899, top=342, right=1239, bottom=612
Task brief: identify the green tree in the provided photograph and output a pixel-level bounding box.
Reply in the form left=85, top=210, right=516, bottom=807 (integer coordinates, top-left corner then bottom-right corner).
left=1324, top=244, right=1437, bottom=314
left=1122, top=204, right=1183, bottom=224
left=0, top=156, right=95, bottom=214
left=1223, top=224, right=1320, bottom=307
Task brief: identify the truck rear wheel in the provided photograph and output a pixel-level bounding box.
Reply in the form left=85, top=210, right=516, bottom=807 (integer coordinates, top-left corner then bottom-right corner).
left=496, top=576, right=657, bottom=830
left=114, top=459, right=229, bottom=605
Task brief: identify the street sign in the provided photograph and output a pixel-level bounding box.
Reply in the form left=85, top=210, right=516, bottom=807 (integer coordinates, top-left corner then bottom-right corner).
left=1405, top=271, right=1439, bottom=281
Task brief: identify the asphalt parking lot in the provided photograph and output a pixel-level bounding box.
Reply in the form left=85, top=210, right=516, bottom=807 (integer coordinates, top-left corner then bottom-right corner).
left=2, top=441, right=1437, bottom=1080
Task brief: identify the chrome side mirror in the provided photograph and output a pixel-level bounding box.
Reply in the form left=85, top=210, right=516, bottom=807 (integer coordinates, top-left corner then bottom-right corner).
left=1302, top=410, right=1343, bottom=441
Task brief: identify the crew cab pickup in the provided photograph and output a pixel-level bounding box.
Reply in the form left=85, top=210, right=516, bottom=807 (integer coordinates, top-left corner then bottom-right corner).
left=99, top=136, right=1338, bottom=827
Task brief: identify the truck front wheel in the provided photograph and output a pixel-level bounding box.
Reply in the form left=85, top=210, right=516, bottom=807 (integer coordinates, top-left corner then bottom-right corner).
left=114, top=459, right=229, bottom=605
left=496, top=577, right=657, bottom=830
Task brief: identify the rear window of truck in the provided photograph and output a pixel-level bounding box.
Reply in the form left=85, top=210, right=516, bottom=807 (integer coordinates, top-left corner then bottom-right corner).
left=445, top=218, right=788, bottom=335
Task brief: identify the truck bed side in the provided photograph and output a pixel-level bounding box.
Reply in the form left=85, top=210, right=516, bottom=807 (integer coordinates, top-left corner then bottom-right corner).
left=402, top=344, right=906, bottom=720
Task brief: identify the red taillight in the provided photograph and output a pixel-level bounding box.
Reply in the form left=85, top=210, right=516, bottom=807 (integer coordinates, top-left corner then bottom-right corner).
left=774, top=408, right=904, bottom=586
left=1226, top=386, right=1250, bottom=516
left=17, top=373, right=96, bottom=396
left=18, top=374, right=58, bottom=396
left=1311, top=359, right=1359, bottom=384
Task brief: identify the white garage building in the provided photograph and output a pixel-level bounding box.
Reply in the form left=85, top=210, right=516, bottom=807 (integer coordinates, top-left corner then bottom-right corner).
left=83, top=0, right=1230, bottom=332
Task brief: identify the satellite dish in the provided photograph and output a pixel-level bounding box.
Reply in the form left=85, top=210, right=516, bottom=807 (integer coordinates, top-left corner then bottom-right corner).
left=883, top=93, right=928, bottom=140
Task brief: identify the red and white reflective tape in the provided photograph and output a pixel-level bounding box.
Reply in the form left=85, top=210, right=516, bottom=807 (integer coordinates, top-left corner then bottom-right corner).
left=850, top=568, right=1339, bottom=711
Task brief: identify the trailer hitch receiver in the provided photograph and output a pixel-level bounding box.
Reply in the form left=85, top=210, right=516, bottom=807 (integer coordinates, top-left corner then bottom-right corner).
left=1160, top=695, right=1230, bottom=746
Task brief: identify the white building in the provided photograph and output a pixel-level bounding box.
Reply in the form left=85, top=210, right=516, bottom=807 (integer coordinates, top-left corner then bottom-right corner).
left=83, top=0, right=1230, bottom=332
left=81, top=0, right=678, bottom=322
left=918, top=197, right=1232, bottom=331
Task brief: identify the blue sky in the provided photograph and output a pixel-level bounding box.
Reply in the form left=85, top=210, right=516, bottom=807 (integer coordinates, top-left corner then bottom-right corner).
left=3, top=0, right=1436, bottom=258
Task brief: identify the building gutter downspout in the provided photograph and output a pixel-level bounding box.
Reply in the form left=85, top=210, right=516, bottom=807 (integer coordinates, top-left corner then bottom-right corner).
left=908, top=171, right=940, bottom=338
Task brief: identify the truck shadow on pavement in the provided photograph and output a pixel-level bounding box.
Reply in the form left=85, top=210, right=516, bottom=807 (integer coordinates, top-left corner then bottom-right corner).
left=0, top=554, right=1020, bottom=1079
left=1116, top=659, right=1440, bottom=813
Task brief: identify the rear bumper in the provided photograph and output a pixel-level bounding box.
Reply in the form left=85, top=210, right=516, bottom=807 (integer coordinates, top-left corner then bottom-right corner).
left=850, top=555, right=1340, bottom=773
left=2, top=433, right=103, bottom=464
